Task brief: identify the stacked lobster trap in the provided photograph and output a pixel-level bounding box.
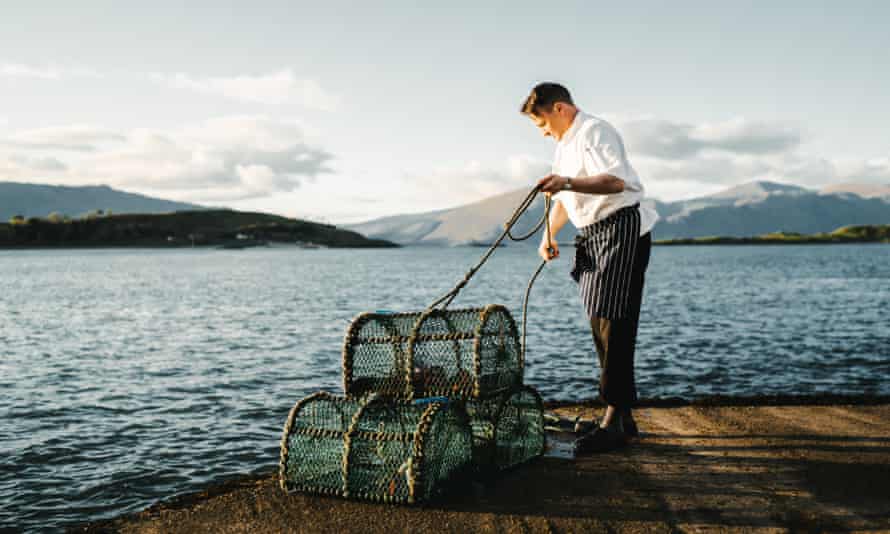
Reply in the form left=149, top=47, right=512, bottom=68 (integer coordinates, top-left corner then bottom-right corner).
left=279, top=304, right=546, bottom=504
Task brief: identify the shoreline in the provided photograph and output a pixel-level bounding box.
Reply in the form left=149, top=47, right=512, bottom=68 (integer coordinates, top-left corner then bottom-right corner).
left=545, top=393, right=890, bottom=408
left=2, top=241, right=889, bottom=251
left=71, top=398, right=890, bottom=533
left=653, top=239, right=890, bottom=246
left=0, top=242, right=392, bottom=250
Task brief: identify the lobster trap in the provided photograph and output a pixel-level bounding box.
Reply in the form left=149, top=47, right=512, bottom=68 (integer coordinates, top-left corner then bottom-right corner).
left=280, top=185, right=557, bottom=505
left=279, top=392, right=475, bottom=504
left=342, top=304, right=522, bottom=400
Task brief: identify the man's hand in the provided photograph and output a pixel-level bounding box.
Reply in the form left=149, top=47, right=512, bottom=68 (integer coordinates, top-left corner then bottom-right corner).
left=537, top=174, right=568, bottom=194
left=538, top=238, right=559, bottom=261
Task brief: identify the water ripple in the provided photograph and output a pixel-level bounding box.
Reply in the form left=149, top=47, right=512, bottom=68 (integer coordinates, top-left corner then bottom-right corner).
left=0, top=244, right=888, bottom=531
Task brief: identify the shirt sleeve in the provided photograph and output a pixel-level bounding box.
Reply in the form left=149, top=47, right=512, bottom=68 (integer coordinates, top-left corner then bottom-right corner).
left=582, top=122, right=642, bottom=192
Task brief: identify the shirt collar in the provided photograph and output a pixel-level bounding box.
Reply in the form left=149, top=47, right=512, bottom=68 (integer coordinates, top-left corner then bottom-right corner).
left=558, top=109, right=587, bottom=146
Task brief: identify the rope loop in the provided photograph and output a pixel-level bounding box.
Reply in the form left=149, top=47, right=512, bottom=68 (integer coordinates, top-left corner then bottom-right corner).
left=424, top=184, right=554, bottom=365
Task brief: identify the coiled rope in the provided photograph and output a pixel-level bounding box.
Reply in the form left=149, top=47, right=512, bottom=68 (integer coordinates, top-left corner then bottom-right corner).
left=426, top=184, right=554, bottom=364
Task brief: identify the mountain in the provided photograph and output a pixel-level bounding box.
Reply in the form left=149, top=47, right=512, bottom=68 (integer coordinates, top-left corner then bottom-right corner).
left=0, top=182, right=205, bottom=220
left=349, top=188, right=576, bottom=246
left=819, top=182, right=890, bottom=199
left=655, top=181, right=890, bottom=239
left=346, top=180, right=890, bottom=245
left=707, top=180, right=809, bottom=199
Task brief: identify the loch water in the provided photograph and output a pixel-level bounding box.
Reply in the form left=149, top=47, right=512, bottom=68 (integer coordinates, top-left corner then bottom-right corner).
left=2, top=244, right=888, bottom=531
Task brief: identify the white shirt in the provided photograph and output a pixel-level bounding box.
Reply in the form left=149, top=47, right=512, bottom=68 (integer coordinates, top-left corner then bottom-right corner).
left=551, top=110, right=659, bottom=235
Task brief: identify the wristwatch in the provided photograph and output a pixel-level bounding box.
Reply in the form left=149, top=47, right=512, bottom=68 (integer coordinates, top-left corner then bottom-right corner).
left=562, top=177, right=573, bottom=190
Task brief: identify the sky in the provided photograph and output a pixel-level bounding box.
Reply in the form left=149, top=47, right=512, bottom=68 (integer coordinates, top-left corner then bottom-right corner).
left=1, top=1, right=888, bottom=224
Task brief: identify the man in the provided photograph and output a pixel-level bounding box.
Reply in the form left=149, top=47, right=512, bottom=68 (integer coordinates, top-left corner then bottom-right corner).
left=520, top=82, right=658, bottom=453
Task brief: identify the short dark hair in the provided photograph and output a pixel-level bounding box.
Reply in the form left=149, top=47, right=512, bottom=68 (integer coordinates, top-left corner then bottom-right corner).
left=520, top=82, right=574, bottom=115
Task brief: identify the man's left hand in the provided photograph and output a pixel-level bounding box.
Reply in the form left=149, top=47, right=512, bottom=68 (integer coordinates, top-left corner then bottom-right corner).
left=537, top=174, right=568, bottom=194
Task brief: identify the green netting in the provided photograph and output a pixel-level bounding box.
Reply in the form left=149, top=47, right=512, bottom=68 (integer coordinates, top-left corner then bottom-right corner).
left=465, top=385, right=545, bottom=470
left=492, top=386, right=545, bottom=469
left=279, top=393, right=474, bottom=504
left=279, top=392, right=361, bottom=496
left=416, top=400, right=476, bottom=500
left=342, top=304, right=522, bottom=400
left=282, top=303, right=544, bottom=504
left=464, top=395, right=500, bottom=466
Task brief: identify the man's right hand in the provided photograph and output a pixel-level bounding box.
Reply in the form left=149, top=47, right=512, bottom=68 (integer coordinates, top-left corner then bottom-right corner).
left=539, top=239, right=559, bottom=261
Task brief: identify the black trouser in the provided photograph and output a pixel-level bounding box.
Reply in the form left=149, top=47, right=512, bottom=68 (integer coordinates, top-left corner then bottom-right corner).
left=588, top=232, right=651, bottom=409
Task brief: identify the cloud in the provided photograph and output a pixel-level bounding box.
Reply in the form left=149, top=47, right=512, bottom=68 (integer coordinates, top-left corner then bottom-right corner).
left=627, top=148, right=890, bottom=200
left=150, top=69, right=340, bottom=110
left=402, top=155, right=551, bottom=207
left=0, top=62, right=101, bottom=80
left=399, top=114, right=887, bottom=207
left=0, top=116, right=334, bottom=201
left=632, top=154, right=773, bottom=185
left=399, top=116, right=815, bottom=206
left=8, top=153, right=68, bottom=172
left=2, top=125, right=126, bottom=151
left=593, top=115, right=890, bottom=196
left=841, top=156, right=890, bottom=183
left=2, top=61, right=337, bottom=110
left=690, top=118, right=801, bottom=154
left=1, top=62, right=61, bottom=80
left=616, top=116, right=802, bottom=159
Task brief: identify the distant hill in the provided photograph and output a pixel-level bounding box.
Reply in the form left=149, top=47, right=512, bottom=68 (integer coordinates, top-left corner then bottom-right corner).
left=0, top=209, right=397, bottom=248
left=657, top=224, right=890, bottom=245
left=350, top=189, right=556, bottom=246
left=0, top=182, right=205, bottom=220
left=654, top=181, right=890, bottom=239
left=819, top=182, right=890, bottom=199
left=346, top=180, right=890, bottom=245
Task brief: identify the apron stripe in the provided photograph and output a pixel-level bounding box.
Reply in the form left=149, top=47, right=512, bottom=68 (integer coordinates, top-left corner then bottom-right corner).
left=570, top=204, right=641, bottom=320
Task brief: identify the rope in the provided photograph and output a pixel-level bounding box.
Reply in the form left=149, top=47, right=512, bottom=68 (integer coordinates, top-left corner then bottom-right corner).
left=425, top=184, right=555, bottom=364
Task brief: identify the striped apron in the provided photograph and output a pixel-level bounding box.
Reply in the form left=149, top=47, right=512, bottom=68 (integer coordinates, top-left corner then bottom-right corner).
left=570, top=203, right=642, bottom=321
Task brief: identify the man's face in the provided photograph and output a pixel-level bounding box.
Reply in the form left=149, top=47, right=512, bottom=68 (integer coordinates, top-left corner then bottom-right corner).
left=529, top=103, right=569, bottom=141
